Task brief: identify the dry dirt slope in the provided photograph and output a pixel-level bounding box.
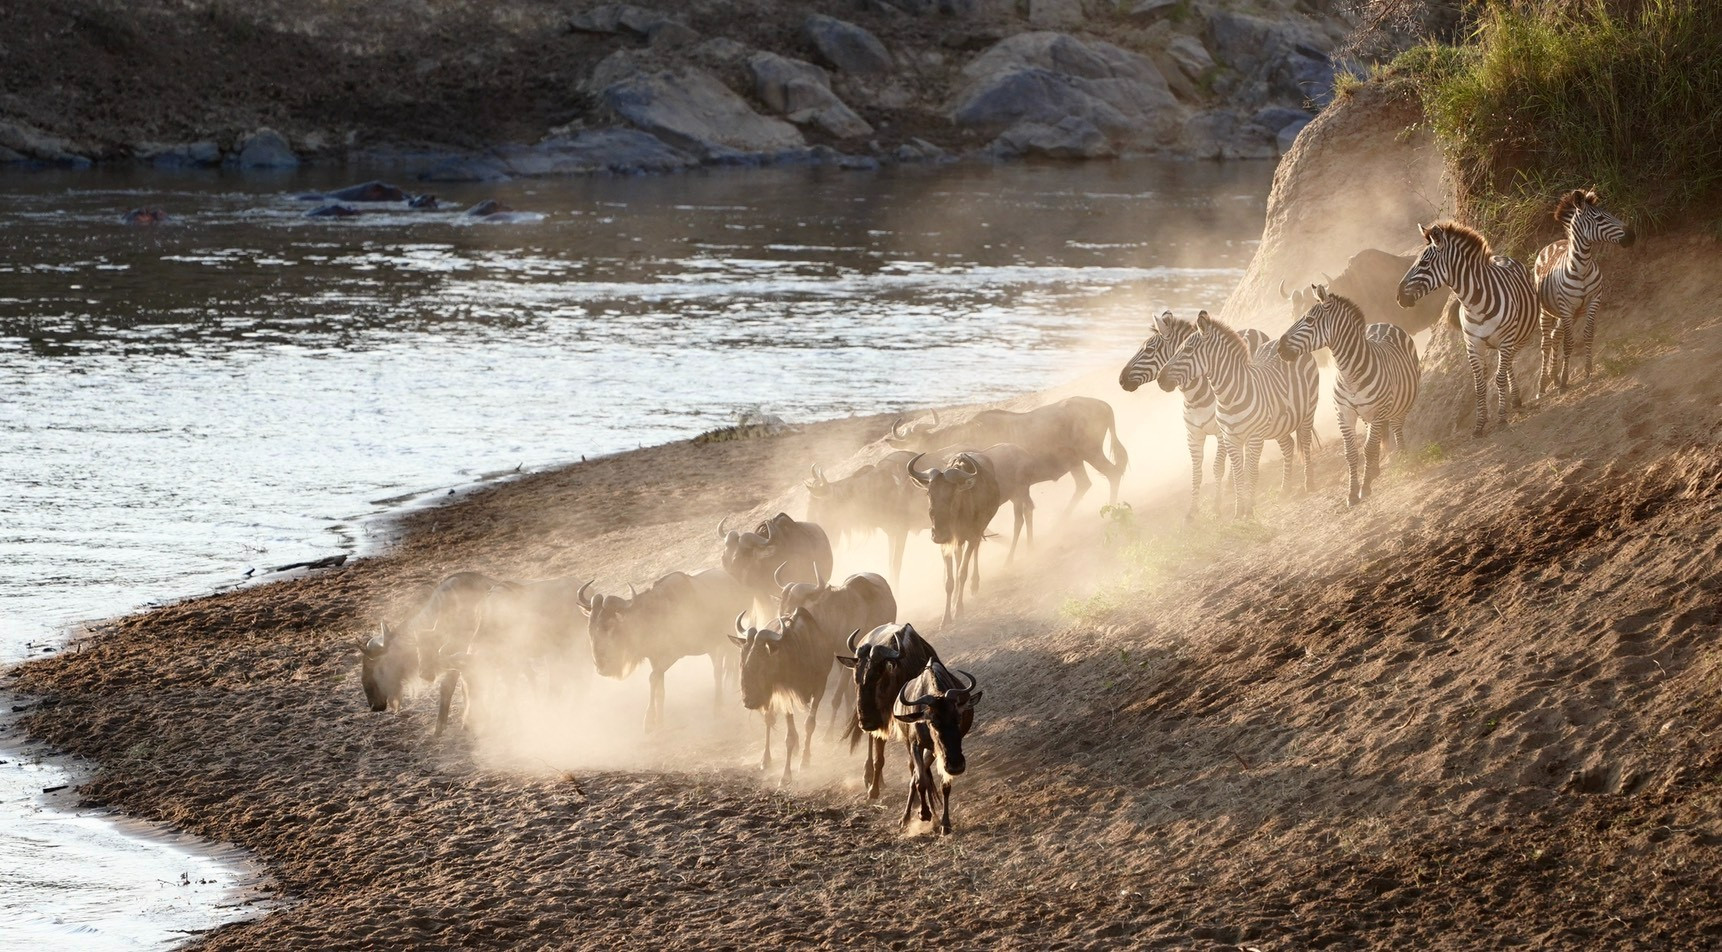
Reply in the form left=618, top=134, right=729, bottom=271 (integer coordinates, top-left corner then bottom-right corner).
left=7, top=221, right=1721, bottom=950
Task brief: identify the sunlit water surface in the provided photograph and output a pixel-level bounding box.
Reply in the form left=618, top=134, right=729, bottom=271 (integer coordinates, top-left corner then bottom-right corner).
left=0, top=158, right=1271, bottom=946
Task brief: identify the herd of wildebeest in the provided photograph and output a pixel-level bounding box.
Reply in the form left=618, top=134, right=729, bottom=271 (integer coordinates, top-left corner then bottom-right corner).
left=358, top=189, right=1632, bottom=834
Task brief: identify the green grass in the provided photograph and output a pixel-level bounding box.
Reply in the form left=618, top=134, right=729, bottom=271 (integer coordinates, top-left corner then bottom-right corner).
left=1388, top=0, right=1722, bottom=254
left=1060, top=514, right=1277, bottom=625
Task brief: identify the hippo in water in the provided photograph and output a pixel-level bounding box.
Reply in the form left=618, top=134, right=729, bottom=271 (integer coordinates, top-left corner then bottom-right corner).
left=465, top=199, right=544, bottom=224
left=305, top=204, right=363, bottom=218
left=295, top=180, right=406, bottom=203
left=124, top=207, right=168, bottom=225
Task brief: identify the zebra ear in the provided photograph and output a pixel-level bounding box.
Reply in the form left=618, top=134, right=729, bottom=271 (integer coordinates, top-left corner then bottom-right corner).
left=1150, top=311, right=1166, bottom=336
left=1312, top=284, right=1328, bottom=302
left=1418, top=222, right=1432, bottom=241
left=1195, top=310, right=1214, bottom=332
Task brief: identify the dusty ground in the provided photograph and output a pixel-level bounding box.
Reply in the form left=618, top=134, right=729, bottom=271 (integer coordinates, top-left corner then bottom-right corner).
left=8, top=219, right=1722, bottom=948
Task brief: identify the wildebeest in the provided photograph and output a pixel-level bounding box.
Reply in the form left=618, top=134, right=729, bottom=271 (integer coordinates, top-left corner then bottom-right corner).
left=887, top=396, right=1129, bottom=513
left=907, top=450, right=1007, bottom=625
left=836, top=623, right=941, bottom=801
left=775, top=568, right=898, bottom=733
left=892, top=660, right=981, bottom=835
left=578, top=568, right=750, bottom=730
left=804, top=452, right=926, bottom=584
left=1281, top=248, right=1452, bottom=338
left=731, top=607, right=844, bottom=785
left=721, top=512, right=834, bottom=603
left=361, top=573, right=586, bottom=735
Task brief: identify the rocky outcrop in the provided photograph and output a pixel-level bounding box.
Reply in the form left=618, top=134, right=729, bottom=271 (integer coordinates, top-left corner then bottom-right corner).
left=988, top=116, right=1114, bottom=160
left=0, top=121, right=92, bottom=167
left=803, top=15, right=893, bottom=76
left=747, top=53, right=873, bottom=139
left=136, top=141, right=221, bottom=168
left=230, top=128, right=299, bottom=169
left=1202, top=7, right=1342, bottom=109
left=596, top=55, right=806, bottom=157
left=569, top=4, right=699, bottom=48
left=950, top=32, right=1182, bottom=147
left=1178, top=109, right=1277, bottom=161
left=1217, top=84, right=1452, bottom=330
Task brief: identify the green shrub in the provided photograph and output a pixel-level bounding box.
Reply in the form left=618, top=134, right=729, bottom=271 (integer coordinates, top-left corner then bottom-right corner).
left=1396, top=0, right=1722, bottom=253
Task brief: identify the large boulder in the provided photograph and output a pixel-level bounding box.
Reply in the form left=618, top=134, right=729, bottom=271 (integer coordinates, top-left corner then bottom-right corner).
left=803, top=15, right=893, bottom=75
left=950, top=32, right=1182, bottom=145
left=497, top=128, right=696, bottom=175
left=1178, top=108, right=1277, bottom=160
left=1203, top=8, right=1339, bottom=108
left=598, top=58, right=806, bottom=157
left=989, top=116, right=1115, bottom=160
left=137, top=141, right=221, bottom=168
left=0, top=121, right=93, bottom=167
left=231, top=128, right=299, bottom=169
left=747, top=52, right=874, bottom=139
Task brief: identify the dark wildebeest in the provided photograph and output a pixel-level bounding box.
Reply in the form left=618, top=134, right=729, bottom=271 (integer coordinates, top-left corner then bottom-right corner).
left=361, top=573, right=586, bottom=735
left=730, top=600, right=855, bottom=784
left=775, top=567, right=898, bottom=736
left=886, top=396, right=1129, bottom=514
left=1281, top=249, right=1452, bottom=338
left=804, top=452, right=927, bottom=584
left=578, top=568, right=750, bottom=730
left=892, top=660, right=981, bottom=835
left=721, top=512, right=834, bottom=605
left=907, top=450, right=1007, bottom=625
left=836, top=623, right=941, bottom=801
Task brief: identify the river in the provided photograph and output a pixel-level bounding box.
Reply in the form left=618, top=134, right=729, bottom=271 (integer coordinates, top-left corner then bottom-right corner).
left=0, top=157, right=1271, bottom=945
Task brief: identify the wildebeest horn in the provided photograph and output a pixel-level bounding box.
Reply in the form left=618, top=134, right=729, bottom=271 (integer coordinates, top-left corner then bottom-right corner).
left=1278, top=278, right=1290, bottom=299
left=846, top=627, right=864, bottom=652
left=716, top=516, right=729, bottom=541
left=734, top=611, right=750, bottom=635
left=891, top=416, right=909, bottom=439
left=773, top=561, right=790, bottom=591
left=627, top=582, right=638, bottom=601
left=898, top=681, right=935, bottom=709
left=906, top=453, right=934, bottom=488
left=813, top=560, right=824, bottom=590
left=1321, top=271, right=1334, bottom=286
left=929, top=408, right=940, bottom=426
left=954, top=669, right=978, bottom=693
left=361, top=635, right=387, bottom=658
left=576, top=579, right=595, bottom=614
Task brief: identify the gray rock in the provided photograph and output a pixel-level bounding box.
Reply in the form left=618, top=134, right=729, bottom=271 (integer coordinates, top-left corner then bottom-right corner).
left=804, top=14, right=893, bottom=75
left=991, top=116, right=1115, bottom=159
left=1179, top=109, right=1277, bottom=161
left=1127, top=0, right=1181, bottom=23
left=1165, top=34, right=1216, bottom=83
left=0, top=121, right=93, bottom=167
left=950, top=33, right=1181, bottom=145
left=1276, top=118, right=1311, bottom=153
left=1203, top=7, right=1337, bottom=108
left=497, top=128, right=696, bottom=176
left=231, top=128, right=299, bottom=169
left=138, top=141, right=221, bottom=168
left=0, top=145, right=25, bottom=163
left=748, top=52, right=874, bottom=138
left=1253, top=106, right=1313, bottom=132
left=1278, top=50, right=1337, bottom=107
left=1028, top=0, right=1084, bottom=29
left=648, top=20, right=701, bottom=48
left=601, top=62, right=806, bottom=157
left=569, top=4, right=672, bottom=36
left=693, top=37, right=751, bottom=65
left=1204, top=9, right=1280, bottom=71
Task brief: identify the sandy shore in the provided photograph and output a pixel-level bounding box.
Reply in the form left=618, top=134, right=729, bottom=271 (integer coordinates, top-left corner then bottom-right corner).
left=11, top=246, right=1722, bottom=944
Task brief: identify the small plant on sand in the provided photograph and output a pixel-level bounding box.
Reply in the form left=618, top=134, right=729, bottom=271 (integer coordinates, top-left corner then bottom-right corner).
left=1098, top=501, right=1137, bottom=547
left=1596, top=330, right=1677, bottom=378
left=1404, top=441, right=1448, bottom=473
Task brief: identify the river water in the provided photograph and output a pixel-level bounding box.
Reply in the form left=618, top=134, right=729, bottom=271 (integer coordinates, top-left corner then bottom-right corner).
left=0, top=157, right=1271, bottom=945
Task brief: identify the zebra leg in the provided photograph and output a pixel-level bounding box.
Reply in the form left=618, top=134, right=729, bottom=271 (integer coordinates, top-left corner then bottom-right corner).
left=1465, top=340, right=1490, bottom=436
left=1212, top=436, right=1228, bottom=516
left=1186, top=428, right=1205, bottom=522
left=1337, top=405, right=1362, bottom=506
left=1242, top=438, right=1264, bottom=520
left=1301, top=421, right=1317, bottom=494
left=1362, top=423, right=1384, bottom=500
left=1581, top=296, right=1601, bottom=382
left=1538, top=309, right=1560, bottom=399
left=1276, top=434, right=1297, bottom=499
left=1390, top=422, right=1408, bottom=457
left=1497, top=341, right=1521, bottom=420
left=1223, top=436, right=1248, bottom=520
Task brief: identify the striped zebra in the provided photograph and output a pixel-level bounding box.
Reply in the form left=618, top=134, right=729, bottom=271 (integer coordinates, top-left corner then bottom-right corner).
left=1278, top=286, right=1421, bottom=506
left=1534, top=189, right=1634, bottom=391
left=1396, top=221, right=1540, bottom=435
left=1155, top=311, right=1318, bottom=519
left=1118, top=310, right=1272, bottom=519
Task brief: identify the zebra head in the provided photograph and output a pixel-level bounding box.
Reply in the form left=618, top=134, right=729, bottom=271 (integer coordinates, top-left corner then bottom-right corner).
left=1156, top=311, right=1238, bottom=393
left=1122, top=310, right=1196, bottom=392
left=1397, top=222, right=1475, bottom=308
left=1556, top=189, right=1634, bottom=248
left=1278, top=285, right=1363, bottom=361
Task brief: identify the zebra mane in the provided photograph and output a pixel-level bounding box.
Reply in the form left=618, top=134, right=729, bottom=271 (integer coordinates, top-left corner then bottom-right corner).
left=1554, top=188, right=1599, bottom=223
left=1195, top=311, right=1249, bottom=357
left=1430, top=220, right=1492, bottom=258
left=1316, top=290, right=1365, bottom=322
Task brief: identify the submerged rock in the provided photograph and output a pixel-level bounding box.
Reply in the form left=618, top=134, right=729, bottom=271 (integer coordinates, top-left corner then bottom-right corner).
left=230, top=128, right=299, bottom=169
left=989, top=116, right=1115, bottom=160
left=496, top=128, right=696, bottom=176
left=137, top=141, right=221, bottom=168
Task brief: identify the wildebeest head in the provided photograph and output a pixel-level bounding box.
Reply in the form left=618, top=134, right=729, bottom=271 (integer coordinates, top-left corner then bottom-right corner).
left=894, top=662, right=981, bottom=776
left=729, top=610, right=803, bottom=711
left=906, top=452, right=982, bottom=546
left=358, top=622, right=417, bottom=712
left=837, top=624, right=910, bottom=733
left=885, top=410, right=947, bottom=451
left=578, top=579, right=642, bottom=679
left=773, top=558, right=824, bottom=618
left=720, top=514, right=788, bottom=587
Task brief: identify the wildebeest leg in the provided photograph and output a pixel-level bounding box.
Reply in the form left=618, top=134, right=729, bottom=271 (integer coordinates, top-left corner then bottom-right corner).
left=781, top=713, right=798, bottom=786
left=1022, top=495, right=1035, bottom=551
left=647, top=666, right=666, bottom=731
left=434, top=670, right=461, bottom=737
left=1006, top=497, right=1025, bottom=563
left=867, top=735, right=885, bottom=801
left=802, top=695, right=819, bottom=769
left=1062, top=463, right=1092, bottom=516
left=916, top=750, right=935, bottom=822
left=709, top=653, right=725, bottom=711
left=761, top=710, right=776, bottom=771
left=940, top=778, right=954, bottom=835
left=1276, top=434, right=1297, bottom=498
left=901, top=743, right=921, bottom=827
left=964, top=537, right=980, bottom=599
left=941, top=548, right=956, bottom=626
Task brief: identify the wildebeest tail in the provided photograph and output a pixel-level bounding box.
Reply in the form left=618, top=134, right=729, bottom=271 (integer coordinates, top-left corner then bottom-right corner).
left=1106, top=414, right=1129, bottom=473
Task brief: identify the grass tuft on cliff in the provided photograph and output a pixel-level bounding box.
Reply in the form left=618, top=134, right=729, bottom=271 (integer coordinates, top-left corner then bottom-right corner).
left=1388, top=0, right=1722, bottom=253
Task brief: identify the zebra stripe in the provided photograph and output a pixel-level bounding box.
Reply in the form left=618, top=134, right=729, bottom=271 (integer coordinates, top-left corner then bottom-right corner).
left=1396, top=221, right=1540, bottom=435
left=1118, top=310, right=1270, bottom=519
left=1156, top=311, right=1318, bottom=519
left=1279, top=287, right=1421, bottom=506
left=1534, top=189, right=1633, bottom=391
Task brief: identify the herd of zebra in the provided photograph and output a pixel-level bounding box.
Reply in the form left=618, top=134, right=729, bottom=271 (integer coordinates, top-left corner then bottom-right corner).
left=1122, top=188, right=1633, bottom=514
left=356, top=188, right=1629, bottom=835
